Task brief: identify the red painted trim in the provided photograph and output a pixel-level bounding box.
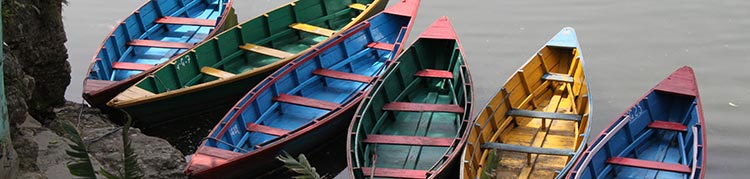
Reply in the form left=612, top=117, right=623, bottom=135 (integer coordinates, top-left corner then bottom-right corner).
left=382, top=0, right=420, bottom=17
left=196, top=146, right=242, bottom=160
left=383, top=102, right=464, bottom=113
left=274, top=94, right=341, bottom=111
left=648, top=121, right=687, bottom=132
left=360, top=167, right=428, bottom=179
left=112, top=62, right=155, bottom=71
left=607, top=157, right=691, bottom=173
left=313, top=69, right=374, bottom=83
left=363, top=134, right=454, bottom=147
left=414, top=69, right=453, bottom=79
left=246, top=123, right=290, bottom=136
left=654, top=66, right=698, bottom=97
left=366, top=42, right=395, bottom=51
left=418, top=16, right=458, bottom=40
left=156, top=16, right=217, bottom=26
left=127, top=39, right=193, bottom=49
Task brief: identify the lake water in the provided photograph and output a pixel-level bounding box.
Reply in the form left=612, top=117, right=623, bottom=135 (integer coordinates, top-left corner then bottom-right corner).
left=63, top=0, right=750, bottom=178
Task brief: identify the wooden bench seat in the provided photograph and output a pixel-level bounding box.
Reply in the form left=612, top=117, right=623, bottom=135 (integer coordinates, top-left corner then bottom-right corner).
left=414, top=69, right=453, bottom=79
left=112, top=62, right=155, bottom=71
left=289, top=23, right=335, bottom=37
left=480, top=143, right=574, bottom=156
left=348, top=3, right=367, bottom=11
left=127, top=39, right=193, bottom=49
left=359, top=167, right=428, bottom=179
left=239, top=43, right=294, bottom=59
left=363, top=134, right=454, bottom=147
left=155, top=16, right=217, bottom=26
left=273, top=94, right=340, bottom=111
left=246, top=123, right=290, bottom=136
left=313, top=69, right=373, bottom=83
left=366, top=42, right=395, bottom=51
left=201, top=67, right=235, bottom=79
left=607, top=157, right=691, bottom=173
left=382, top=102, right=464, bottom=113
left=507, top=109, right=582, bottom=121
left=648, top=121, right=688, bottom=132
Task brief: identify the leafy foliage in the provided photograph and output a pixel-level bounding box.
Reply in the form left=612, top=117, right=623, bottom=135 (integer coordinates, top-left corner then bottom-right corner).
left=61, top=120, right=97, bottom=179
left=276, top=151, right=321, bottom=179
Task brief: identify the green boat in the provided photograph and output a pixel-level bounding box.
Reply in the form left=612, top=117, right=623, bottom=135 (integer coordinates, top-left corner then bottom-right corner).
left=347, top=17, right=473, bottom=179
left=107, top=0, right=388, bottom=127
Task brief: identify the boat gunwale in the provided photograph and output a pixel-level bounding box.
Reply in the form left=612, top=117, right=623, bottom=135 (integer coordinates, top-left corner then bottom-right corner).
left=106, top=0, right=386, bottom=108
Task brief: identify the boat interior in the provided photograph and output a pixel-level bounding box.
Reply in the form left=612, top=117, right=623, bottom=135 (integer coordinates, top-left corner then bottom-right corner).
left=463, top=44, right=589, bottom=179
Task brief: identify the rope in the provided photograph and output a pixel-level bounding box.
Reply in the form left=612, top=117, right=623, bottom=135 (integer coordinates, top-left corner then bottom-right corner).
left=84, top=127, right=122, bottom=145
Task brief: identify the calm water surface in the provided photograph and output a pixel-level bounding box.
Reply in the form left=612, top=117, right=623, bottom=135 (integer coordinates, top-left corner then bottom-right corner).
left=63, top=0, right=750, bottom=177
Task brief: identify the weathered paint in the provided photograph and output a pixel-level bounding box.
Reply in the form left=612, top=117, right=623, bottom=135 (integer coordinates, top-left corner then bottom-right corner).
left=348, top=16, right=471, bottom=179
left=567, top=66, right=705, bottom=179
left=461, top=27, right=591, bottom=179
left=107, top=0, right=389, bottom=127
left=83, top=0, right=237, bottom=107
left=184, top=1, right=417, bottom=178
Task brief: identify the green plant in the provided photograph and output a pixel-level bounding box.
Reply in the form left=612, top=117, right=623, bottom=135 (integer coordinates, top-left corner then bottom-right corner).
left=62, top=115, right=142, bottom=179
left=276, top=151, right=321, bottom=179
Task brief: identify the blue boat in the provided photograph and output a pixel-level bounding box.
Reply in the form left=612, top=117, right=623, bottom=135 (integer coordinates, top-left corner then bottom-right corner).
left=184, top=0, right=419, bottom=178
left=566, top=66, right=706, bottom=179
left=83, top=0, right=235, bottom=107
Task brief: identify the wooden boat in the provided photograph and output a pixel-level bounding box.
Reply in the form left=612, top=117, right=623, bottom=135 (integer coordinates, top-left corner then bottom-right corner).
left=461, top=27, right=591, bottom=179
left=106, top=0, right=388, bottom=127
left=566, top=66, right=705, bottom=179
left=347, top=16, right=472, bottom=179
left=184, top=0, right=419, bottom=178
left=83, top=0, right=236, bottom=107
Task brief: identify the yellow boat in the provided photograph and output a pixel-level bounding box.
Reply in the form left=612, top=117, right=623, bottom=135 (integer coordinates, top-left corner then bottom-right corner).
left=461, top=27, right=591, bottom=179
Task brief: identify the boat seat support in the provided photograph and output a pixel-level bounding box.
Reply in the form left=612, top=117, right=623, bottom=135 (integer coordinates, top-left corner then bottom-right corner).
left=289, top=23, right=335, bottom=37
left=201, top=67, right=235, bottom=79
left=507, top=109, right=582, bottom=121
left=648, top=121, right=688, bottom=132
left=246, top=123, right=290, bottom=136
left=155, top=16, right=217, bottom=26
left=274, top=94, right=340, bottom=111
left=239, top=43, right=294, bottom=59
left=359, top=167, right=427, bottom=179
left=542, top=73, right=574, bottom=83
left=607, top=157, right=691, bottom=173
left=383, top=102, right=464, bottom=113
left=127, top=39, right=193, bottom=49
left=363, top=134, right=454, bottom=147
left=313, top=69, right=373, bottom=83
left=112, top=62, right=155, bottom=71
left=415, top=69, right=453, bottom=79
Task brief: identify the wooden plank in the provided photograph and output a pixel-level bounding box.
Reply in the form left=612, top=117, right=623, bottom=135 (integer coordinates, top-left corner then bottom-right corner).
left=246, top=123, right=290, bottom=136
left=382, top=102, right=464, bottom=113
left=113, top=86, right=156, bottom=101
left=607, top=157, right=691, bottom=173
left=200, top=67, right=235, bottom=79
left=313, top=69, right=373, bottom=83
left=289, top=23, right=335, bottom=37
left=127, top=39, right=193, bottom=49
left=648, top=121, right=688, bottom=132
left=348, top=3, right=368, bottom=11
left=239, top=43, right=294, bottom=59
left=360, top=167, right=427, bottom=179
left=155, top=16, right=217, bottom=26
left=542, top=73, right=574, bottom=83
left=363, top=134, right=454, bottom=147
left=112, top=62, right=155, bottom=71
left=480, top=143, right=573, bottom=156
left=507, top=109, right=581, bottom=121
left=367, top=42, right=395, bottom=51
left=414, top=69, right=453, bottom=79
left=274, top=94, right=340, bottom=110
